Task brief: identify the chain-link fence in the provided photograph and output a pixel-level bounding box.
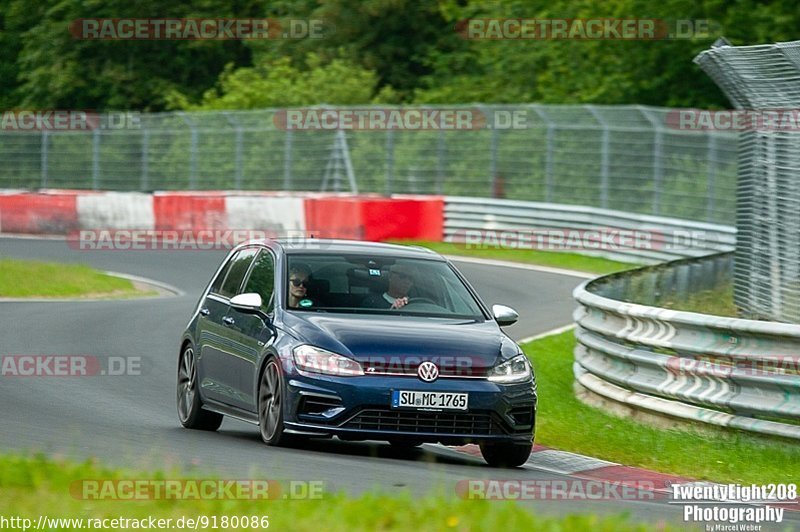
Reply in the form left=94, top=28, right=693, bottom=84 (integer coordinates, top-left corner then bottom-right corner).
left=0, top=105, right=738, bottom=224
left=696, top=40, right=800, bottom=323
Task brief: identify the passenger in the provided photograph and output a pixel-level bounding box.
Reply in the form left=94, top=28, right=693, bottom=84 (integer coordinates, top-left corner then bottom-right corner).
left=362, top=263, right=415, bottom=309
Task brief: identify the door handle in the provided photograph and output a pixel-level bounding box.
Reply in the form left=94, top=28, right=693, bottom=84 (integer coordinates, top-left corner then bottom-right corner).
left=199, top=307, right=210, bottom=316
left=222, top=316, right=235, bottom=326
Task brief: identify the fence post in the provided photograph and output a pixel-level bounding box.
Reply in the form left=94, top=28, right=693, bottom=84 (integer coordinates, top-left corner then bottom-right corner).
left=532, top=106, right=555, bottom=202
left=639, top=106, right=664, bottom=215
left=178, top=113, right=198, bottom=190
left=223, top=112, right=244, bottom=190
left=92, top=128, right=101, bottom=190
left=489, top=119, right=500, bottom=198
left=436, top=129, right=445, bottom=194
left=40, top=130, right=49, bottom=188
left=707, top=134, right=718, bottom=222
left=586, top=105, right=610, bottom=209
left=140, top=129, right=149, bottom=191
left=385, top=129, right=394, bottom=196
left=283, top=130, right=293, bottom=191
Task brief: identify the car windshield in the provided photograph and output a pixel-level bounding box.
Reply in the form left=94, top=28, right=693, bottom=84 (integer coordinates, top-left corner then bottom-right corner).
left=284, top=254, right=486, bottom=320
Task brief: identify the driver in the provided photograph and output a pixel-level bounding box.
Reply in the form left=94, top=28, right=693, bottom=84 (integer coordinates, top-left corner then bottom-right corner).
left=362, top=263, right=415, bottom=309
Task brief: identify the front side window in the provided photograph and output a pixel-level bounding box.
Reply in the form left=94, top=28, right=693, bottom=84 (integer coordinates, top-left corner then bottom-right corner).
left=218, top=248, right=258, bottom=298
left=243, top=249, right=276, bottom=312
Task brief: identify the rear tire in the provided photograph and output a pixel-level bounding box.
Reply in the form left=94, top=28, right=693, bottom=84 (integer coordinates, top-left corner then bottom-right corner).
left=258, top=358, right=293, bottom=446
left=480, top=442, right=532, bottom=468
left=177, top=344, right=223, bottom=431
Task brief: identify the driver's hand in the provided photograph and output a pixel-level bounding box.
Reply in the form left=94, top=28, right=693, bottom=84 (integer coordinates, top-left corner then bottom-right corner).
left=391, top=297, right=409, bottom=309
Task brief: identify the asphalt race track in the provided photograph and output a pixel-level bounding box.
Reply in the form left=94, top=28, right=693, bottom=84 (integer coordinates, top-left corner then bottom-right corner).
left=1, top=237, right=794, bottom=528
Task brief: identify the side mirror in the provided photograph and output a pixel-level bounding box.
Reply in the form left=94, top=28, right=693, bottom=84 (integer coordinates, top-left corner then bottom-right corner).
left=230, top=293, right=263, bottom=313
left=492, top=304, right=519, bottom=326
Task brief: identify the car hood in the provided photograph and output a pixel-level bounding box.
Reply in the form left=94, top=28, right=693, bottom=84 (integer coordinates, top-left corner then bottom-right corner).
left=281, top=312, right=513, bottom=373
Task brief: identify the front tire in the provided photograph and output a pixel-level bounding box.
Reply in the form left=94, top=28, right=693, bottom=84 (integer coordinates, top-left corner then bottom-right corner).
left=258, top=358, right=292, bottom=446
left=177, top=344, right=223, bottom=431
left=480, top=442, right=532, bottom=468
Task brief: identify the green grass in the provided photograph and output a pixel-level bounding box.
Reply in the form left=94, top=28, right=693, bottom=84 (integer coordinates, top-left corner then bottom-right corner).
left=0, top=454, right=666, bottom=531
left=525, top=331, right=800, bottom=485
left=391, top=240, right=633, bottom=275
left=0, top=259, right=143, bottom=298
left=659, top=282, right=737, bottom=317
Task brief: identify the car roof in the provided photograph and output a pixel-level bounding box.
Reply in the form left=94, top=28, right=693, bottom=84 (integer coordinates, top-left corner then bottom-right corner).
left=252, top=238, right=444, bottom=260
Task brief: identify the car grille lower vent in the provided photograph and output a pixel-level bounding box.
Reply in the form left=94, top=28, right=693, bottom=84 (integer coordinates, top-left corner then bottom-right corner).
left=343, top=408, right=507, bottom=436
left=508, top=406, right=535, bottom=429
left=298, top=395, right=343, bottom=416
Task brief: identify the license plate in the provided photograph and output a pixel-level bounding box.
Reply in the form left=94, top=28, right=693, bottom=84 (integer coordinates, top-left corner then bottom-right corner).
left=391, top=390, right=468, bottom=411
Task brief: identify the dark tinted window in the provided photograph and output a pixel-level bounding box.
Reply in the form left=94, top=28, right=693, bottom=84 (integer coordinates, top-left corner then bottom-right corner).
left=218, top=248, right=258, bottom=298
left=243, top=249, right=275, bottom=311
left=285, top=254, right=485, bottom=319
left=210, top=253, right=235, bottom=294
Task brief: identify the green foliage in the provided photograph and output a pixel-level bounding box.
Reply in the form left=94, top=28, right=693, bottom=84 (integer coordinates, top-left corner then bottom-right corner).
left=171, top=53, right=387, bottom=110
left=3, top=1, right=800, bottom=110
left=3, top=0, right=263, bottom=111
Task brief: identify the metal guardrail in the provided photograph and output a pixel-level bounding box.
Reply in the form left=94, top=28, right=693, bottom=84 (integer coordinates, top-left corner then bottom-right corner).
left=443, top=196, right=735, bottom=264
left=444, top=183, right=799, bottom=439
left=573, top=253, right=800, bottom=440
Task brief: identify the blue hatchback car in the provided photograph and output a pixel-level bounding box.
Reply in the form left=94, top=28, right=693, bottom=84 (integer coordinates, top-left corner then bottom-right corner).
left=178, top=239, right=536, bottom=467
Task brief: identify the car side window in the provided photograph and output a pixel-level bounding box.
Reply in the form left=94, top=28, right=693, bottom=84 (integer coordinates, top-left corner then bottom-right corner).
left=243, top=249, right=276, bottom=312
left=218, top=248, right=258, bottom=298
left=209, top=253, right=236, bottom=295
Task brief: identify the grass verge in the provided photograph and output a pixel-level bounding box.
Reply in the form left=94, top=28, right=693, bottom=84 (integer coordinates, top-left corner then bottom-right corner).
left=0, top=259, right=146, bottom=298
left=0, top=454, right=665, bottom=531
left=658, top=282, right=737, bottom=317
left=524, top=331, right=800, bottom=485
left=391, top=240, right=633, bottom=275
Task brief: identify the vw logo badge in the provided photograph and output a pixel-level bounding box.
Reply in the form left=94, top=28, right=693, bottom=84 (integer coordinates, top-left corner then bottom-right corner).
left=417, top=361, right=439, bottom=382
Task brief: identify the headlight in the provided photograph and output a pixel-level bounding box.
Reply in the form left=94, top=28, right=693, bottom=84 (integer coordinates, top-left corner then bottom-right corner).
left=293, top=345, right=364, bottom=377
left=487, top=354, right=531, bottom=383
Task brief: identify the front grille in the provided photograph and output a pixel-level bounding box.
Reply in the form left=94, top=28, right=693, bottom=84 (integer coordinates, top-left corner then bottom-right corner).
left=342, top=408, right=507, bottom=436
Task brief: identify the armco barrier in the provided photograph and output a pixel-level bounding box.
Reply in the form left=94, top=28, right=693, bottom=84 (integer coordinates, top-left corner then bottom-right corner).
left=444, top=196, right=735, bottom=263
left=573, top=253, right=800, bottom=440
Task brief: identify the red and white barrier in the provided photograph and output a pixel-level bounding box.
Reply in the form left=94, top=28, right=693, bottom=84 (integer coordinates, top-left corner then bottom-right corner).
left=0, top=190, right=444, bottom=242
